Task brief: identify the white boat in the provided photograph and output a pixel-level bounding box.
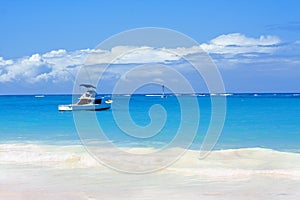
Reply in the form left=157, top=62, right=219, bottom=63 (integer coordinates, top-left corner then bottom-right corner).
left=58, top=84, right=112, bottom=111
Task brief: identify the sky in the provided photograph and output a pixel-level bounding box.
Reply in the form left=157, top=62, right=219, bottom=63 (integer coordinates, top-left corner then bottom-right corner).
left=0, top=0, right=300, bottom=94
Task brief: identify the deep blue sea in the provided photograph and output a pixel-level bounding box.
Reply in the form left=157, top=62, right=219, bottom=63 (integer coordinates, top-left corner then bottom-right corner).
left=0, top=94, right=300, bottom=153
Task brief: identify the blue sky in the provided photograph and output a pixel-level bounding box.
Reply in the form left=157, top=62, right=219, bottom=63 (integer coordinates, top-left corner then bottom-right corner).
left=0, top=0, right=300, bottom=94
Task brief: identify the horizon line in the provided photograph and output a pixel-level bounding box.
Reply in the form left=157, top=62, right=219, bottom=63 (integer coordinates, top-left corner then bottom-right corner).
left=1, top=92, right=300, bottom=96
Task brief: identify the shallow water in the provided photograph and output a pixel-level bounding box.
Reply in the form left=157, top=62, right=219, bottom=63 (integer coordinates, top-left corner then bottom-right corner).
left=1, top=94, right=300, bottom=150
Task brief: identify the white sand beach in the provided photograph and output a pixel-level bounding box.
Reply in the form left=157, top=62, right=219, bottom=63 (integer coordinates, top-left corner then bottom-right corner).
left=1, top=144, right=300, bottom=200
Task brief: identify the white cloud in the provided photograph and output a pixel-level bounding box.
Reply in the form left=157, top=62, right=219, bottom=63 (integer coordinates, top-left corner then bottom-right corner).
left=0, top=46, right=186, bottom=83
left=0, top=57, right=13, bottom=66
left=0, top=33, right=293, bottom=85
left=85, top=46, right=180, bottom=65
left=43, top=49, right=67, bottom=58
left=0, top=54, right=52, bottom=82
left=200, top=33, right=281, bottom=54
left=115, top=47, right=180, bottom=64
left=211, top=33, right=280, bottom=46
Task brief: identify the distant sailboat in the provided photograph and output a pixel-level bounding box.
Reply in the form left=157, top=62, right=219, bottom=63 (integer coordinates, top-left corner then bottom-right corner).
left=161, top=84, right=166, bottom=98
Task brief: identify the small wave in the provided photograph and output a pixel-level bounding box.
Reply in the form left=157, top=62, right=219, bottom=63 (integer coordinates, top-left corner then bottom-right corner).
left=1, top=144, right=300, bottom=177
left=0, top=144, right=99, bottom=168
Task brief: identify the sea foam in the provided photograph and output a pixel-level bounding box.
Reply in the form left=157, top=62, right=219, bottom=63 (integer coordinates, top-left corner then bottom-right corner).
left=1, top=144, right=300, bottom=178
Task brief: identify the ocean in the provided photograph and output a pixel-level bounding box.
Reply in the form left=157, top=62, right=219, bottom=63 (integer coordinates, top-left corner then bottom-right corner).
left=1, top=94, right=300, bottom=199
left=1, top=94, right=299, bottom=151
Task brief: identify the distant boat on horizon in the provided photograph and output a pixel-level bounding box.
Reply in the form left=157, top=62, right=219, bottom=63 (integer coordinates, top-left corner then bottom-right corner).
left=161, top=84, right=166, bottom=98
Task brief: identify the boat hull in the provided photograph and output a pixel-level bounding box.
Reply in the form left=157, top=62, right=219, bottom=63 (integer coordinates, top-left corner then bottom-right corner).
left=58, top=103, right=110, bottom=111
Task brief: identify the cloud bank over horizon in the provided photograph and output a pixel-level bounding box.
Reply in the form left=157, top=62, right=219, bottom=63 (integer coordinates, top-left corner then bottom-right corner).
left=1, top=33, right=299, bottom=94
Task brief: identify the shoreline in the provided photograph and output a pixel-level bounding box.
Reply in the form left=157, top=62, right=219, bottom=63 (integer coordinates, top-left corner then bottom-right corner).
left=1, top=144, right=300, bottom=199
left=1, top=143, right=300, bottom=171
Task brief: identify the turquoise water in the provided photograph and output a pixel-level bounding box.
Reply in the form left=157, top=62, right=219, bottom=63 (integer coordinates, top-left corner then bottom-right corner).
left=0, top=94, right=299, bottom=152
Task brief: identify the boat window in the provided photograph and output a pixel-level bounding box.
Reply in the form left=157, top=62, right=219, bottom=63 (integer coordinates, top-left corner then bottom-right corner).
left=77, top=99, right=92, bottom=105
left=94, top=99, right=102, bottom=104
